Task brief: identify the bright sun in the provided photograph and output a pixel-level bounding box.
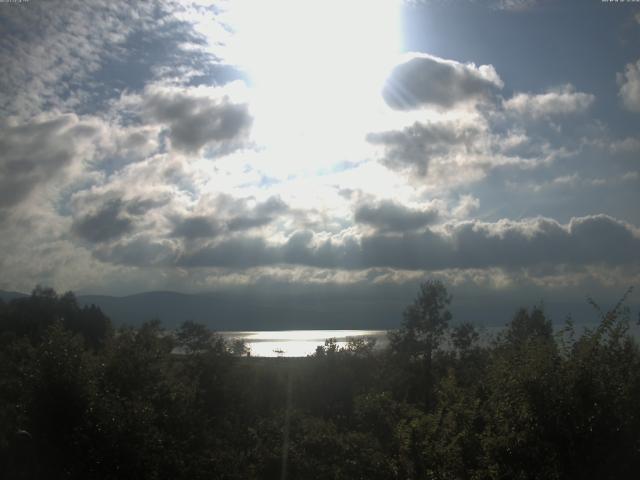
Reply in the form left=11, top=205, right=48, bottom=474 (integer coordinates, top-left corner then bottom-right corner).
left=221, top=0, right=402, bottom=175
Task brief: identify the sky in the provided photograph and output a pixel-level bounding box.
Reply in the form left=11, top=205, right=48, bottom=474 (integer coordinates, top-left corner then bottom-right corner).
left=0, top=0, right=639, bottom=326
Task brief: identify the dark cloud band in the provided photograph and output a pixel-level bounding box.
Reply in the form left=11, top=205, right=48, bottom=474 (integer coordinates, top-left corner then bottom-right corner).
left=172, top=215, right=639, bottom=271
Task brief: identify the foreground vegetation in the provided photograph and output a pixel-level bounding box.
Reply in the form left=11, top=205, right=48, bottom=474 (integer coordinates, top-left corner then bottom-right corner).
left=1, top=283, right=639, bottom=479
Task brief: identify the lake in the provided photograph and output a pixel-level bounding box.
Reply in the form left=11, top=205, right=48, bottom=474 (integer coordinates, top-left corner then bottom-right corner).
left=219, top=322, right=640, bottom=357
left=220, top=330, right=388, bottom=357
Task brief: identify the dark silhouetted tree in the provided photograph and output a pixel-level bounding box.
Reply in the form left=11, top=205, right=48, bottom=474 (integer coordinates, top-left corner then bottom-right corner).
left=389, top=280, right=452, bottom=408
left=451, top=322, right=479, bottom=355
left=390, top=280, right=452, bottom=359
left=505, top=305, right=552, bottom=346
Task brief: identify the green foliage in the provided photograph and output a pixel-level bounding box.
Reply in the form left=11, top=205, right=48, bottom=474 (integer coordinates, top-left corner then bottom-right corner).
left=0, top=286, right=112, bottom=349
left=451, top=322, right=480, bottom=354
left=504, top=305, right=553, bottom=347
left=390, top=279, right=453, bottom=361
left=1, top=283, right=639, bottom=479
left=388, top=280, right=453, bottom=408
left=176, top=320, right=215, bottom=354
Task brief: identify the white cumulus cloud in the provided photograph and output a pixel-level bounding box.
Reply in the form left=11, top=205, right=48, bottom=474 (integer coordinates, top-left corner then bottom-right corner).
left=503, top=85, right=595, bottom=118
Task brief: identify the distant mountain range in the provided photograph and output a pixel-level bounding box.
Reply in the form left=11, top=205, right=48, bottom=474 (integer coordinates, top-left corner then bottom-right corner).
left=3, top=288, right=635, bottom=331
left=0, top=290, right=29, bottom=302
left=0, top=289, right=405, bottom=330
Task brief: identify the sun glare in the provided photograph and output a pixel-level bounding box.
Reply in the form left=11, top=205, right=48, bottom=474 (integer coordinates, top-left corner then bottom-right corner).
left=222, top=0, right=402, bottom=174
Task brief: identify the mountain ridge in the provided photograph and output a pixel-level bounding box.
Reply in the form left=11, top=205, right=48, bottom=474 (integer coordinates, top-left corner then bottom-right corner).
left=2, top=289, right=636, bottom=332
left=0, top=289, right=402, bottom=330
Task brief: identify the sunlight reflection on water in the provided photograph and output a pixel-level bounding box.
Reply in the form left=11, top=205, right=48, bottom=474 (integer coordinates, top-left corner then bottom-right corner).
left=218, top=322, right=640, bottom=357
left=220, top=330, right=388, bottom=357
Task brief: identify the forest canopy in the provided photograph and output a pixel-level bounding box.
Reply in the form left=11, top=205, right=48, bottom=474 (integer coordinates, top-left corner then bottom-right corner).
left=1, top=282, right=639, bottom=479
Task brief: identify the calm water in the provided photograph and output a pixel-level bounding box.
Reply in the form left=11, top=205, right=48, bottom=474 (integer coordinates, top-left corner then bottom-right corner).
left=220, top=330, right=388, bottom=357
left=220, top=322, right=640, bottom=357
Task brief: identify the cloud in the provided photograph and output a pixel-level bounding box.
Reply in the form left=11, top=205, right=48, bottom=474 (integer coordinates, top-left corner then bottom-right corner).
left=104, top=125, right=162, bottom=168
left=140, top=86, right=252, bottom=154
left=382, top=53, right=503, bottom=110
left=180, top=237, right=278, bottom=269
left=171, top=216, right=220, bottom=239
left=503, top=85, right=595, bottom=118
left=445, top=215, right=637, bottom=269
left=411, top=0, right=549, bottom=10
left=490, top=0, right=542, bottom=11
left=72, top=199, right=133, bottom=243
left=0, top=0, right=636, bottom=312
left=368, top=83, right=585, bottom=186
left=125, top=195, right=170, bottom=216
left=354, top=200, right=439, bottom=232
left=609, top=137, right=640, bottom=154
left=227, top=196, right=289, bottom=232
left=0, top=1, right=228, bottom=119
left=168, top=195, right=289, bottom=241
left=452, top=195, right=480, bottom=219
left=618, top=60, right=640, bottom=112
left=174, top=215, right=639, bottom=271
left=0, top=114, right=99, bottom=209
left=367, top=121, right=481, bottom=175
left=0, top=1, right=160, bottom=117
left=94, top=236, right=176, bottom=267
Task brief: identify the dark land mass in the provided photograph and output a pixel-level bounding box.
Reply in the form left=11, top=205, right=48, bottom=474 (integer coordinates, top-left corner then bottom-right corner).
left=2, top=288, right=632, bottom=331
left=76, top=290, right=403, bottom=330
left=2, top=289, right=402, bottom=330
left=0, top=290, right=28, bottom=302
left=1, top=282, right=640, bottom=479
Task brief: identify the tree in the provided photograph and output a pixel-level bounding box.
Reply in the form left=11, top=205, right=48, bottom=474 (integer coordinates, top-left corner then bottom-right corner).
left=230, top=338, right=250, bottom=357
left=389, top=280, right=452, bottom=408
left=390, top=280, right=452, bottom=362
left=505, top=305, right=552, bottom=347
left=451, top=322, right=479, bottom=355
left=176, top=320, right=214, bottom=354
left=0, top=287, right=112, bottom=349
left=344, top=336, right=377, bottom=357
